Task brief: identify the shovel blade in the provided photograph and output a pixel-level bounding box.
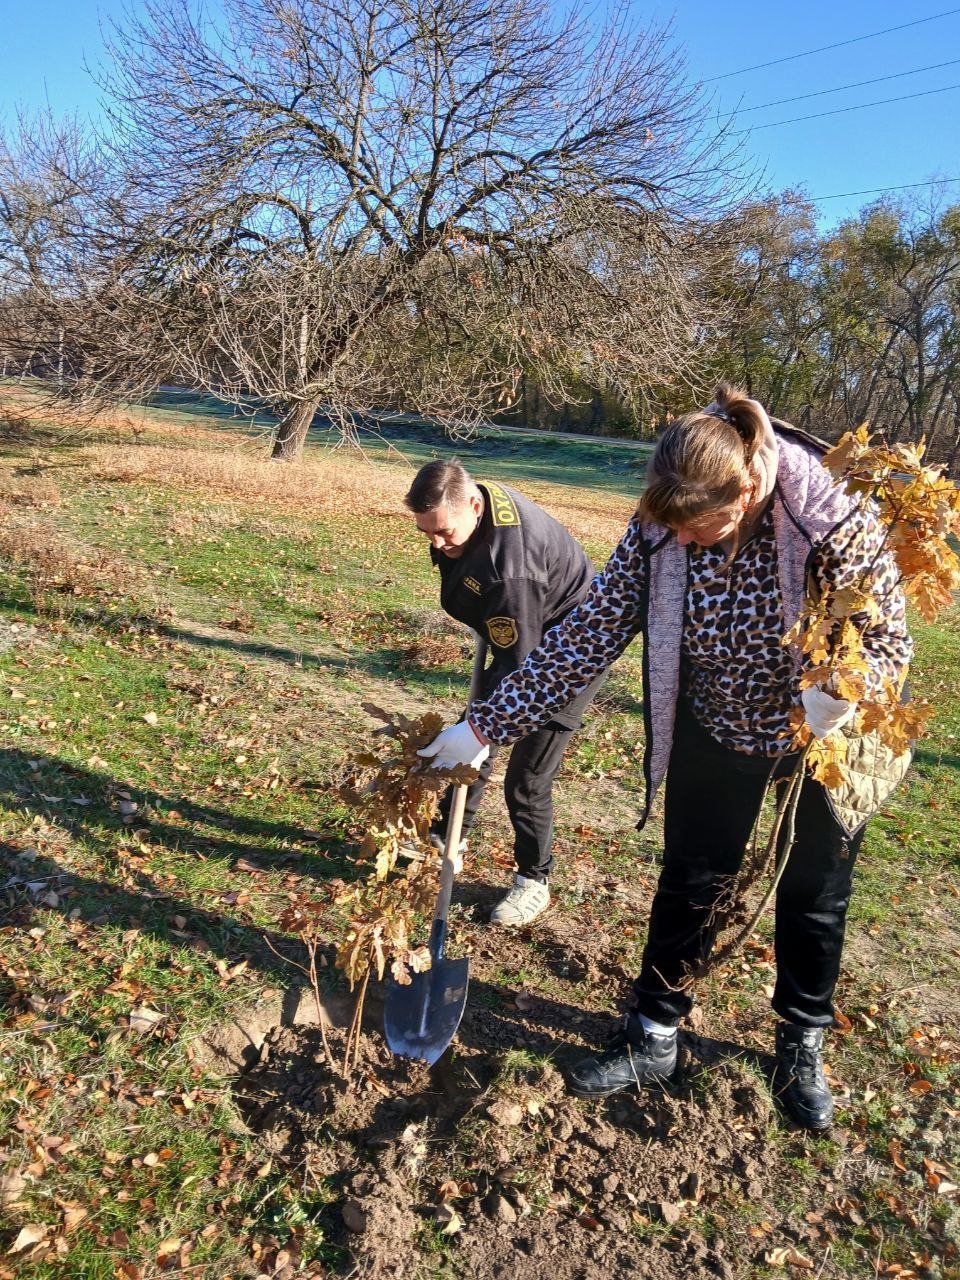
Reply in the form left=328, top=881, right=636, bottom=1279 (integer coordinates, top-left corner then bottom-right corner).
left=384, top=957, right=469, bottom=1065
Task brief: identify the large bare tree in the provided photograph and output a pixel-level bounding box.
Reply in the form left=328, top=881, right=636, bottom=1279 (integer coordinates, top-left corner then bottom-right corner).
left=0, top=115, right=171, bottom=396
left=100, top=0, right=744, bottom=457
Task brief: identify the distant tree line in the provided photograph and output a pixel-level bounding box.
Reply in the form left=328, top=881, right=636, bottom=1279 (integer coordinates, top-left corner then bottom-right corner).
left=0, top=0, right=957, bottom=468
left=504, top=191, right=960, bottom=470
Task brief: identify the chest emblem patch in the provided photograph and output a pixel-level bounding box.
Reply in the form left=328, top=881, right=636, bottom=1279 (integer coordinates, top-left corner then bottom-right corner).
left=486, top=616, right=518, bottom=648
left=464, top=576, right=482, bottom=595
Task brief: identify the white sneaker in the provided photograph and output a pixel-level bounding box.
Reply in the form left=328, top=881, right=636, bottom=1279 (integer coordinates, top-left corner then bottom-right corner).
left=490, top=875, right=550, bottom=927
left=397, top=836, right=465, bottom=875
left=430, top=833, right=465, bottom=875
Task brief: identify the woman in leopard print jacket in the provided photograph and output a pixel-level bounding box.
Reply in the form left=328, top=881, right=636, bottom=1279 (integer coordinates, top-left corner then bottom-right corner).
left=422, top=384, right=913, bottom=1131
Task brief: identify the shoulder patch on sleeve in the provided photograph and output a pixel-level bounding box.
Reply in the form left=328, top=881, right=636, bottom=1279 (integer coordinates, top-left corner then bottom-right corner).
left=463, top=575, right=482, bottom=595
left=486, top=616, right=519, bottom=648
left=484, top=481, right=520, bottom=527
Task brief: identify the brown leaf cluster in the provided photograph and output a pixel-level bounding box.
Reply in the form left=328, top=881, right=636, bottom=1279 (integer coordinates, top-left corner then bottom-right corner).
left=274, top=705, right=477, bottom=1024
left=785, top=428, right=960, bottom=781
left=824, top=426, right=960, bottom=622
left=332, top=705, right=478, bottom=991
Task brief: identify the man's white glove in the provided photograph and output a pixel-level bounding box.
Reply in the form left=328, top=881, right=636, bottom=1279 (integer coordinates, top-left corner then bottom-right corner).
left=801, top=686, right=857, bottom=738
left=418, top=720, right=490, bottom=770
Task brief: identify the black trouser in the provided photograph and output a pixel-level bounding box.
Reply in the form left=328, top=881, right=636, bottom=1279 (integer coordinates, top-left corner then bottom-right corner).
left=633, top=703, right=865, bottom=1029
left=431, top=721, right=576, bottom=884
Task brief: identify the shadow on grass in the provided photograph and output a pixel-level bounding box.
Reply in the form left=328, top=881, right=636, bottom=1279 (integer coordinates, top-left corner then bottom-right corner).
left=1, top=592, right=474, bottom=698
left=0, top=746, right=359, bottom=880
left=0, top=836, right=316, bottom=991
left=912, top=745, right=960, bottom=771
left=159, top=618, right=359, bottom=675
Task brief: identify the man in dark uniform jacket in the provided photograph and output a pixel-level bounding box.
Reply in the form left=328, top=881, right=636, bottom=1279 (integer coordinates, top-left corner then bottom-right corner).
left=405, top=458, right=604, bottom=925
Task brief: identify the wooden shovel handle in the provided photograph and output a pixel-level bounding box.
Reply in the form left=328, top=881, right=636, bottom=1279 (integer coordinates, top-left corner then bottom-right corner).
left=431, top=634, right=488, bottom=932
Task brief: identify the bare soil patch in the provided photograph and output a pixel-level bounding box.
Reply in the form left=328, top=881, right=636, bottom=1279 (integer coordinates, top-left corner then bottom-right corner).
left=212, top=881, right=933, bottom=1280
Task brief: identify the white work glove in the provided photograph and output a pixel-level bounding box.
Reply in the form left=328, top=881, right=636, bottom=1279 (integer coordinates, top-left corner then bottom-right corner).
left=418, top=719, right=490, bottom=770
left=801, top=686, right=857, bottom=738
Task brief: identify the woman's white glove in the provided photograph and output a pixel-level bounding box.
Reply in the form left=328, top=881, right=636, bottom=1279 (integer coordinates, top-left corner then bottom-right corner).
left=418, top=720, right=490, bottom=770
left=801, top=686, right=857, bottom=738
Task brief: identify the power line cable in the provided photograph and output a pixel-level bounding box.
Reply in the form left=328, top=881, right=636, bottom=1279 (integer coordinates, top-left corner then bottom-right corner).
left=720, top=57, right=960, bottom=116
left=728, top=80, right=960, bottom=134
left=703, top=7, right=960, bottom=82
left=810, top=176, right=960, bottom=202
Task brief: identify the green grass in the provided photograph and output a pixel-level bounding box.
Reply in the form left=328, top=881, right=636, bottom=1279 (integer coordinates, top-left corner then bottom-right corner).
left=141, top=385, right=653, bottom=497
left=1, top=393, right=958, bottom=1279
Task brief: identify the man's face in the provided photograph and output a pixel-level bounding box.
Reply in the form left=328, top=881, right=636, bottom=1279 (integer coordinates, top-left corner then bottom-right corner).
left=414, top=494, right=483, bottom=558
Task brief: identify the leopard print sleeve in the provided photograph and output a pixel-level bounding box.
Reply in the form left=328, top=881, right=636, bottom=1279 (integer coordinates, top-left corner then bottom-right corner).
left=809, top=503, right=913, bottom=697
left=469, top=517, right=648, bottom=743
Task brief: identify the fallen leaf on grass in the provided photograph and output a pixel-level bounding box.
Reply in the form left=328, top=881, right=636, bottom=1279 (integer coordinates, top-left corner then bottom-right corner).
left=434, top=1203, right=463, bottom=1234
left=888, top=1139, right=908, bottom=1172
left=0, top=1172, right=26, bottom=1207
left=765, top=1246, right=814, bottom=1269
left=129, top=1005, right=165, bottom=1033
left=142, top=711, right=159, bottom=726
left=62, top=1206, right=87, bottom=1233
left=7, top=1224, right=48, bottom=1254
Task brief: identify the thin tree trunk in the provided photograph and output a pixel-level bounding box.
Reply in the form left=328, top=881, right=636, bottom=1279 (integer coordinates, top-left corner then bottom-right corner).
left=271, top=395, right=323, bottom=462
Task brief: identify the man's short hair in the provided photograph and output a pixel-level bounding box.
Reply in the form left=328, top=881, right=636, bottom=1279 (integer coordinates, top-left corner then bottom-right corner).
left=404, top=458, right=476, bottom=513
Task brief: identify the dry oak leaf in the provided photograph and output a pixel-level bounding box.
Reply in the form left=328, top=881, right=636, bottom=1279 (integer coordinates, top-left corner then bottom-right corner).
left=129, top=1005, right=165, bottom=1033
left=765, top=1246, right=814, bottom=1269
left=434, top=1202, right=464, bottom=1235
left=0, top=1171, right=26, bottom=1206
left=7, top=1224, right=48, bottom=1254
left=63, top=1206, right=87, bottom=1233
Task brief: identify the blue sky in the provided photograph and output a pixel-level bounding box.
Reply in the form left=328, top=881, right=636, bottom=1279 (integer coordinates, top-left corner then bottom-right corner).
left=3, top=0, right=959, bottom=228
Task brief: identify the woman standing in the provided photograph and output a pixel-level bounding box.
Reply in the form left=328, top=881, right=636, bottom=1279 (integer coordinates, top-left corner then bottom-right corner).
left=419, top=385, right=913, bottom=1129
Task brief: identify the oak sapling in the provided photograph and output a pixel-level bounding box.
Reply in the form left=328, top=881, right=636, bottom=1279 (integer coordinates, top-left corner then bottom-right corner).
left=278, top=703, right=477, bottom=1076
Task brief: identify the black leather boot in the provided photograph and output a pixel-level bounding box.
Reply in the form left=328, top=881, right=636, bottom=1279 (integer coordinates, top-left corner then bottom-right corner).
left=566, top=1015, right=677, bottom=1098
left=773, top=1023, right=834, bottom=1130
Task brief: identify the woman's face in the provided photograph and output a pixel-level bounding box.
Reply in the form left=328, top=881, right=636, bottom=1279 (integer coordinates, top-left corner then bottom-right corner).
left=672, top=483, right=753, bottom=548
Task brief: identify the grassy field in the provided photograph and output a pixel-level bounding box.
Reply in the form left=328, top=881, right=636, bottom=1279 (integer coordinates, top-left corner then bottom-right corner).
left=1, top=386, right=958, bottom=1280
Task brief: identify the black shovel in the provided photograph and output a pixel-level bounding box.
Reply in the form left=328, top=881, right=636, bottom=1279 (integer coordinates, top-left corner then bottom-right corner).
left=384, top=636, right=487, bottom=1065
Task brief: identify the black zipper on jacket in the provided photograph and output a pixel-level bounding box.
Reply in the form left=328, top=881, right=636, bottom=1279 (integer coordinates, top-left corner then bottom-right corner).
left=637, top=530, right=672, bottom=830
